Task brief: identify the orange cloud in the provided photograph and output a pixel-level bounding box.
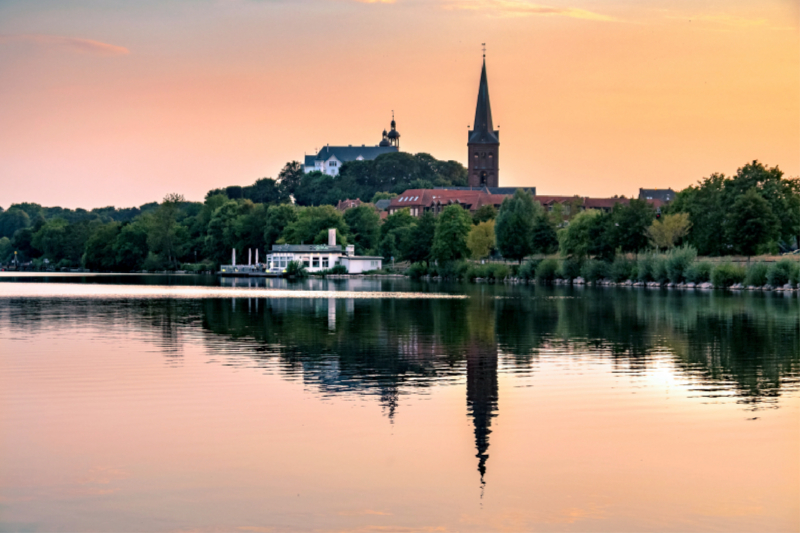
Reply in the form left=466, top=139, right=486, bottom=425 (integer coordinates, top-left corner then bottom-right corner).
left=0, top=34, right=129, bottom=56
left=443, top=0, right=618, bottom=21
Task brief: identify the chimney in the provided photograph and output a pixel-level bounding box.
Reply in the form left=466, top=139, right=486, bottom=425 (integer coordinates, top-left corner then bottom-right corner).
left=328, top=228, right=336, bottom=246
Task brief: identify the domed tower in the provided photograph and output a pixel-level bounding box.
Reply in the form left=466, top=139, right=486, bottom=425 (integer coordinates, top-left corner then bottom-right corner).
left=379, top=129, right=391, bottom=147
left=387, top=111, right=400, bottom=148
left=468, top=54, right=499, bottom=188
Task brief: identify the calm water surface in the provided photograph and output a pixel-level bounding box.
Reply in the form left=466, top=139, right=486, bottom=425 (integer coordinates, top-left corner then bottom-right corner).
left=1, top=274, right=798, bottom=532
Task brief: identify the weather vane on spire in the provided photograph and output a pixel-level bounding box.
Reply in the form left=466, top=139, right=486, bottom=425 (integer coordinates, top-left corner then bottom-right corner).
left=482, top=43, right=486, bottom=58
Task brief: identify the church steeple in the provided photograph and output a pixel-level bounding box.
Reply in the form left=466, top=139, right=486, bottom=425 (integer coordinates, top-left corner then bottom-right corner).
left=467, top=49, right=500, bottom=188
left=469, top=58, right=498, bottom=144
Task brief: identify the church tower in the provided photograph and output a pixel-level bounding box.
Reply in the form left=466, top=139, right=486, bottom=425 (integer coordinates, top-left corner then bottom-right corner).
left=468, top=55, right=499, bottom=188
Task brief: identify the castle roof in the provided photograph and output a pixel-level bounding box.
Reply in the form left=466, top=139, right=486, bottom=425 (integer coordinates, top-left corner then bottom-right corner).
left=307, top=145, right=398, bottom=166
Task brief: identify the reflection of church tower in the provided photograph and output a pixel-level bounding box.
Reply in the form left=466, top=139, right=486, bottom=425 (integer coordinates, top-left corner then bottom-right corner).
left=466, top=342, right=499, bottom=485
left=467, top=53, right=499, bottom=188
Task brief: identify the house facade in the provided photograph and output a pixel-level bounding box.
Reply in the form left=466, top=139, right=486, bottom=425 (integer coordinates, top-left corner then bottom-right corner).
left=388, top=188, right=664, bottom=219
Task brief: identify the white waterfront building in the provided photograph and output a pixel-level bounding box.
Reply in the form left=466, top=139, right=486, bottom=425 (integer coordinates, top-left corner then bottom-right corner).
left=219, top=229, right=382, bottom=276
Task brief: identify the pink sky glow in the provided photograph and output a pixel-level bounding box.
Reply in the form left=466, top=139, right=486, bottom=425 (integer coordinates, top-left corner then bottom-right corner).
left=0, top=0, right=798, bottom=209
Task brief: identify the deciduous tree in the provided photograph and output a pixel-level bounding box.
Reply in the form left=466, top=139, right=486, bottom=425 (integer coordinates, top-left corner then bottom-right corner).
left=495, top=190, right=536, bottom=262
left=646, top=213, right=692, bottom=250
left=467, top=220, right=495, bottom=259
left=431, top=205, right=472, bottom=263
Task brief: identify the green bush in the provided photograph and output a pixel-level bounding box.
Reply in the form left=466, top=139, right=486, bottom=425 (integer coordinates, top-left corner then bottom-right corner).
left=791, top=261, right=800, bottom=287
left=767, top=259, right=799, bottom=287
left=652, top=256, right=668, bottom=284
left=558, top=257, right=581, bottom=280
left=536, top=258, right=559, bottom=284
left=711, top=262, right=746, bottom=288
left=581, top=259, right=609, bottom=282
left=285, top=260, right=308, bottom=278
left=407, top=262, right=428, bottom=279
left=487, top=263, right=510, bottom=281
left=610, top=257, right=634, bottom=282
left=666, top=245, right=697, bottom=283
left=518, top=258, right=540, bottom=281
left=744, top=262, right=768, bottom=287
left=636, top=254, right=655, bottom=282
left=685, top=261, right=713, bottom=283
left=437, top=260, right=469, bottom=280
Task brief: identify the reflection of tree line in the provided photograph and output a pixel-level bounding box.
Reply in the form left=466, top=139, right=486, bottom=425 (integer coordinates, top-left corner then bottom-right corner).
left=493, top=289, right=799, bottom=404
left=198, top=289, right=798, bottom=481
left=1, top=288, right=796, bottom=482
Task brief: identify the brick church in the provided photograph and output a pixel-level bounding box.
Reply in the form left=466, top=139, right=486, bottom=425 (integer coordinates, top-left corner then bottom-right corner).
left=468, top=56, right=500, bottom=188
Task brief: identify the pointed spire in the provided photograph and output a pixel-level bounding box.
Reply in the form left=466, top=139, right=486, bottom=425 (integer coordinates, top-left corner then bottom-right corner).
left=469, top=56, right=498, bottom=144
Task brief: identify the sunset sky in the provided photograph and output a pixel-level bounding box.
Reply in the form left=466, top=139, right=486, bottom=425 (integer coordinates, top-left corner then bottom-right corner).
left=0, top=0, right=797, bottom=209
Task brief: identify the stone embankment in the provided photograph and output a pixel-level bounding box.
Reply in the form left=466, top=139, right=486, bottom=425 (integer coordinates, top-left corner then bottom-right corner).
left=418, top=275, right=798, bottom=292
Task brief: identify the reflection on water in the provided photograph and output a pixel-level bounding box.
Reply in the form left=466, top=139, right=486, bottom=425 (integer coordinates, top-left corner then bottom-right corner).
left=0, top=279, right=798, bottom=532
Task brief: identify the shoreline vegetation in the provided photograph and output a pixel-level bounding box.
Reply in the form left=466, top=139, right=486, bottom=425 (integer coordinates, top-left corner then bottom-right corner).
left=403, top=253, right=800, bottom=292
left=1, top=159, right=798, bottom=295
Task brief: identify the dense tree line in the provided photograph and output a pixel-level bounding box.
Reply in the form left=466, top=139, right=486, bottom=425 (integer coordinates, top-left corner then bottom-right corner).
left=1, top=159, right=796, bottom=271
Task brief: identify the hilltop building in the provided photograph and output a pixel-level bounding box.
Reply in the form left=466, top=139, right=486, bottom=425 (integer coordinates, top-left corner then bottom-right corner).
left=303, top=115, right=401, bottom=177
left=468, top=57, right=500, bottom=188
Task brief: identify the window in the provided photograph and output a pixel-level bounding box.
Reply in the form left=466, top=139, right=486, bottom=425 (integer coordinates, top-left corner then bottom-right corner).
left=312, top=257, right=319, bottom=268
left=414, top=196, right=419, bottom=201
left=302, top=258, right=310, bottom=267
left=322, top=257, right=329, bottom=269
left=280, top=258, right=287, bottom=268
left=488, top=153, right=493, bottom=158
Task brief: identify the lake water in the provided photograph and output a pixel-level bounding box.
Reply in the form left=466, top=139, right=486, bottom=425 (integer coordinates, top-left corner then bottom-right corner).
left=1, top=274, right=798, bottom=532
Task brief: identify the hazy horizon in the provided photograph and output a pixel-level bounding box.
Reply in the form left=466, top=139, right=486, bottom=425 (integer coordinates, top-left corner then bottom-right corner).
left=1, top=0, right=798, bottom=210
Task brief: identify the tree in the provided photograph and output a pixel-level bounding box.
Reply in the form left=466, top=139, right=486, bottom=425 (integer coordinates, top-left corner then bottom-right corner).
left=278, top=161, right=305, bottom=197
left=84, top=222, right=121, bottom=271
left=243, top=178, right=289, bottom=205
left=113, top=221, right=149, bottom=271
left=472, top=204, right=497, bottom=225
left=0, top=208, right=31, bottom=239
left=530, top=210, right=559, bottom=255
left=725, top=188, right=780, bottom=257
left=379, top=208, right=416, bottom=260
left=32, top=218, right=69, bottom=260
left=264, top=204, right=298, bottom=248
left=0, top=237, right=13, bottom=263
left=405, top=211, right=436, bottom=263
left=282, top=205, right=348, bottom=245
left=431, top=205, right=472, bottom=263
left=646, top=213, right=692, bottom=250
left=205, top=200, right=252, bottom=263
left=467, top=220, right=495, bottom=259
left=344, top=205, right=381, bottom=255
left=11, top=227, right=41, bottom=261
left=725, top=161, right=800, bottom=247
left=495, top=189, right=536, bottom=262
left=670, top=161, right=800, bottom=254
left=147, top=193, right=185, bottom=267
left=558, top=210, right=601, bottom=259
left=606, top=199, right=654, bottom=252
